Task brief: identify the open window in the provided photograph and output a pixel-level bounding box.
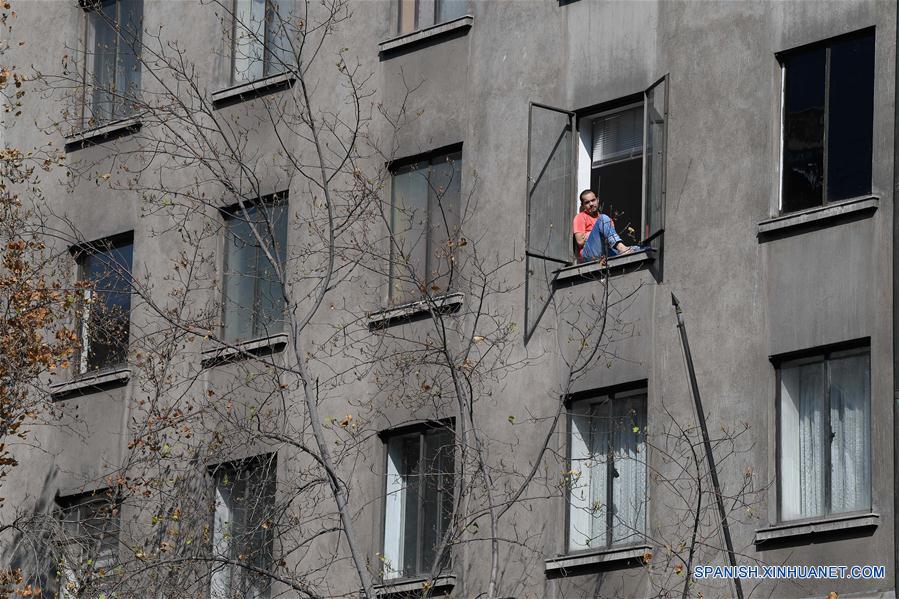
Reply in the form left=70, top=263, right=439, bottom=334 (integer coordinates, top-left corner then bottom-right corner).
left=524, top=76, right=668, bottom=342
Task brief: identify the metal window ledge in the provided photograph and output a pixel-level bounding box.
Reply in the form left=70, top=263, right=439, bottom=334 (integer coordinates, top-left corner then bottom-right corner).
left=50, top=368, right=131, bottom=400
left=367, top=293, right=464, bottom=329
left=65, top=116, right=142, bottom=149
left=757, top=196, right=879, bottom=238
left=754, top=512, right=879, bottom=545
left=211, top=72, right=295, bottom=108
left=545, top=544, right=652, bottom=576
left=373, top=574, right=456, bottom=597
left=554, top=249, right=655, bottom=285
left=200, top=333, right=288, bottom=368
left=379, top=15, right=473, bottom=55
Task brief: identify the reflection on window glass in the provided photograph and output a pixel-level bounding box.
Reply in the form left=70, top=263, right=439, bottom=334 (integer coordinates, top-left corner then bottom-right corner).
left=223, top=199, right=288, bottom=343
left=78, top=236, right=133, bottom=373
left=233, top=0, right=293, bottom=83
left=389, top=152, right=462, bottom=304
left=84, top=0, right=142, bottom=126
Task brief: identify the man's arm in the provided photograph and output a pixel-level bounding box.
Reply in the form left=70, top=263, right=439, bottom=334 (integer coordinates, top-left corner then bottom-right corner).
left=572, top=214, right=588, bottom=249
left=573, top=230, right=588, bottom=249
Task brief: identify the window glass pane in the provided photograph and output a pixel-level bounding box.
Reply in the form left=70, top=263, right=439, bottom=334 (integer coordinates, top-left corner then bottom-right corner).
left=780, top=361, right=827, bottom=519
left=399, top=435, right=421, bottom=577
left=435, top=0, right=467, bottom=23
left=427, top=153, right=462, bottom=295
left=115, top=0, right=142, bottom=118
left=81, top=240, right=133, bottom=372
left=829, top=352, right=871, bottom=513
left=420, top=430, right=453, bottom=574
left=384, top=440, right=406, bottom=579
left=611, top=396, right=646, bottom=545
left=234, top=0, right=266, bottom=83
left=826, top=33, right=874, bottom=202
left=265, top=0, right=293, bottom=75
left=390, top=164, right=430, bottom=304
left=644, top=77, right=667, bottom=249
left=223, top=209, right=258, bottom=342
left=56, top=494, right=120, bottom=596
left=588, top=403, right=610, bottom=548
left=212, top=460, right=275, bottom=599
left=782, top=47, right=825, bottom=212
left=253, top=201, right=287, bottom=338
left=568, top=408, right=594, bottom=552
left=398, top=0, right=418, bottom=34
left=89, top=1, right=118, bottom=124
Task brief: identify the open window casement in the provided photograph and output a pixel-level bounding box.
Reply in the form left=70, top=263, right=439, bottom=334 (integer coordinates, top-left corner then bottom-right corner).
left=642, top=75, right=668, bottom=261
left=525, top=102, right=575, bottom=343
left=524, top=76, right=669, bottom=342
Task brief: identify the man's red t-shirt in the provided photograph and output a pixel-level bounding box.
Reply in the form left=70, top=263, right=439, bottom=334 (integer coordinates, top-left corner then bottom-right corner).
left=572, top=211, right=597, bottom=260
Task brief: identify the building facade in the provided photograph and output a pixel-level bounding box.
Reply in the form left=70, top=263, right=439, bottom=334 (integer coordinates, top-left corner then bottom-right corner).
left=3, top=1, right=899, bottom=598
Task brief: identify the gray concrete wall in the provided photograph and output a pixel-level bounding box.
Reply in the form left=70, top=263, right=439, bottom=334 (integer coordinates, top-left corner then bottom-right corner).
left=2, top=0, right=897, bottom=597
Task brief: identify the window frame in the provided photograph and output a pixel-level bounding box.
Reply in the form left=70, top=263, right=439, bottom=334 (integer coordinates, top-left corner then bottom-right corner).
left=774, top=342, right=872, bottom=523
left=220, top=195, right=288, bottom=344
left=387, top=146, right=463, bottom=306
left=74, top=232, right=134, bottom=376
left=776, top=27, right=875, bottom=214
left=566, top=386, right=648, bottom=554
left=230, top=0, right=292, bottom=85
left=380, top=421, right=456, bottom=581
left=208, top=455, right=277, bottom=599
left=79, top=0, right=142, bottom=128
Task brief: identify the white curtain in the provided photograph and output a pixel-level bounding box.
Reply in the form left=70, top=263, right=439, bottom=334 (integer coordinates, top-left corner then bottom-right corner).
left=611, top=396, right=646, bottom=544
left=780, top=353, right=870, bottom=520
left=829, top=353, right=871, bottom=513
left=798, top=362, right=827, bottom=518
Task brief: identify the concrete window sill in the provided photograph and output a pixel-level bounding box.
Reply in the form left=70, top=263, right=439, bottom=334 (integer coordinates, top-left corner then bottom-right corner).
left=754, top=512, right=879, bottom=545
left=50, top=367, right=131, bottom=400
left=545, top=544, right=652, bottom=576
left=554, top=249, right=655, bottom=285
left=373, top=574, right=455, bottom=597
left=367, top=292, right=464, bottom=329
left=200, top=333, right=288, bottom=368
left=65, top=115, right=142, bottom=149
left=379, top=15, right=473, bottom=55
left=757, top=195, right=878, bottom=238
left=211, top=72, right=295, bottom=108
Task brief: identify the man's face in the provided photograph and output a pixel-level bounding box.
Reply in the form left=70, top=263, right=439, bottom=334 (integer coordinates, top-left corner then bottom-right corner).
left=581, top=192, right=599, bottom=216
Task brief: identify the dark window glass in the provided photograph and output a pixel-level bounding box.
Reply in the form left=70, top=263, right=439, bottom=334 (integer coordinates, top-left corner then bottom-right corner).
left=781, top=30, right=874, bottom=212
left=783, top=47, right=826, bottom=212
left=222, top=199, right=288, bottom=343
left=78, top=236, right=133, bottom=373
left=827, top=34, right=875, bottom=202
